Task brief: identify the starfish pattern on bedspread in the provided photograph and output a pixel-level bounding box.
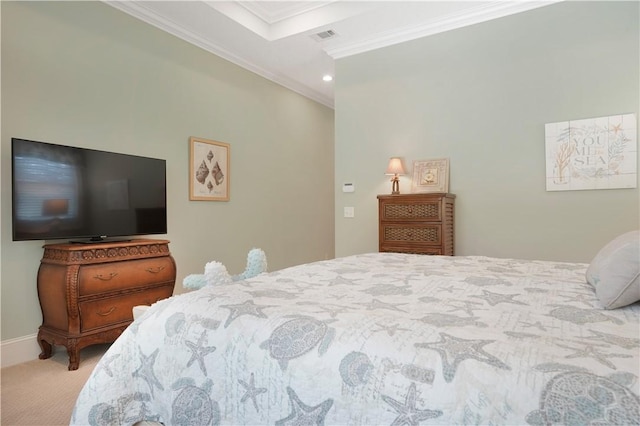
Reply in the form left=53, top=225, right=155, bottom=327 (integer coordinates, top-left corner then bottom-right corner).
left=415, top=332, right=510, bottom=382
left=556, top=343, right=632, bottom=370
left=238, top=372, right=267, bottom=412
left=382, top=382, right=443, bottom=426
left=132, top=348, right=164, bottom=396
left=275, top=386, right=334, bottom=426
left=220, top=299, right=272, bottom=328
left=185, top=330, right=216, bottom=375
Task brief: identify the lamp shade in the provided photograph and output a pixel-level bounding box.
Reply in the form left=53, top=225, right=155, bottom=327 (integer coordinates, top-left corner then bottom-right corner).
left=385, top=157, right=405, bottom=175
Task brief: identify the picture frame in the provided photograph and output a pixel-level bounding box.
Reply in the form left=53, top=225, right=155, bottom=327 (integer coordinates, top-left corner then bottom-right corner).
left=545, top=113, right=637, bottom=191
left=411, top=158, right=450, bottom=193
left=189, top=136, right=230, bottom=201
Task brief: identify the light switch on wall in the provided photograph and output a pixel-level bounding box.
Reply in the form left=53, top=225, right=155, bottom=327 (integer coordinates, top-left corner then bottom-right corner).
left=344, top=207, right=355, bottom=218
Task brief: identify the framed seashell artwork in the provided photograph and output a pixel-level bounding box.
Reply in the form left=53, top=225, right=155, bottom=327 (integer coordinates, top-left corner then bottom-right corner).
left=411, top=158, right=449, bottom=193
left=189, top=136, right=230, bottom=201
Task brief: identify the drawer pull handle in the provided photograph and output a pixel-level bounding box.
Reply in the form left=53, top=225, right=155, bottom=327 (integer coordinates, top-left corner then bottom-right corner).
left=146, top=266, right=165, bottom=274
left=97, top=307, right=116, bottom=316
left=94, top=273, right=118, bottom=281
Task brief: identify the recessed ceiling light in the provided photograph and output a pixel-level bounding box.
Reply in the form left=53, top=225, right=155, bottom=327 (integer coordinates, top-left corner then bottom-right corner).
left=323, top=75, right=333, bottom=82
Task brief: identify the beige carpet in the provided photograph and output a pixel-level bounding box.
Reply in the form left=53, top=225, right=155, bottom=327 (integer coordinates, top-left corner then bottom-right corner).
left=1, top=343, right=109, bottom=426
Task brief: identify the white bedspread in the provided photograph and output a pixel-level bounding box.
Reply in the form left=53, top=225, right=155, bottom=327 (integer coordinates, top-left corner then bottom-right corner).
left=71, top=253, right=640, bottom=425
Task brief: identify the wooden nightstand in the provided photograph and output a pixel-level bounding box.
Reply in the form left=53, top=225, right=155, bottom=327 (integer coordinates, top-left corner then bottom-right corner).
left=377, top=193, right=455, bottom=255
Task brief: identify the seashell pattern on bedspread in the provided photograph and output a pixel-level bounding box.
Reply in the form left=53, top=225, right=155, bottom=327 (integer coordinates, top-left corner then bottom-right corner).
left=71, top=253, right=640, bottom=425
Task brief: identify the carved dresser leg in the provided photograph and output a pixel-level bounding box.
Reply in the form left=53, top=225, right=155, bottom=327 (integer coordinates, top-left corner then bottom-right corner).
left=67, top=340, right=80, bottom=371
left=38, top=336, right=53, bottom=360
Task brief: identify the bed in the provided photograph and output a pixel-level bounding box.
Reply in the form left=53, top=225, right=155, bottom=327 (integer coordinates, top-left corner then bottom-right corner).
left=71, top=250, right=640, bottom=425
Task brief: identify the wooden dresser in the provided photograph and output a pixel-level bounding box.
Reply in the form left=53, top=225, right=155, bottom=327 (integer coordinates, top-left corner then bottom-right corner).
left=37, top=239, right=176, bottom=370
left=377, top=193, right=455, bottom=255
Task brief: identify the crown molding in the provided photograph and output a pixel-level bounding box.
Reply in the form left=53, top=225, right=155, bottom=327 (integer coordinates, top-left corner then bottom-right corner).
left=236, top=1, right=334, bottom=25
left=103, top=1, right=334, bottom=109
left=325, top=1, right=563, bottom=59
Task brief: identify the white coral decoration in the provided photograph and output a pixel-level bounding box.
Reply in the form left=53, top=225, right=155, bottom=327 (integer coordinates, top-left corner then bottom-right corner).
left=185, top=249, right=268, bottom=289
left=233, top=248, right=268, bottom=281
left=204, top=261, right=233, bottom=286
left=182, top=274, right=208, bottom=289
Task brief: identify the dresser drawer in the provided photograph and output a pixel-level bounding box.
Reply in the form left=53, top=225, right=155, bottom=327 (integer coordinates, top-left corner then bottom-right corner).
left=381, top=200, right=442, bottom=221
left=79, top=285, right=173, bottom=331
left=38, top=239, right=176, bottom=370
left=78, top=257, right=175, bottom=296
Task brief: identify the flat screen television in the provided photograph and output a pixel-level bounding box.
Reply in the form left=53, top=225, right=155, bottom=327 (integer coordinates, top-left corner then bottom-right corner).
left=11, top=138, right=167, bottom=242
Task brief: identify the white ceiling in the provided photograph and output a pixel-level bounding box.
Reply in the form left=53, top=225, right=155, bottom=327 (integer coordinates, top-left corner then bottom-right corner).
left=104, top=1, right=560, bottom=109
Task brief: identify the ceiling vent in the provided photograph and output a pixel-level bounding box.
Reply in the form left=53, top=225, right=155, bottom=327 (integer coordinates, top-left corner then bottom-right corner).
left=311, top=30, right=338, bottom=42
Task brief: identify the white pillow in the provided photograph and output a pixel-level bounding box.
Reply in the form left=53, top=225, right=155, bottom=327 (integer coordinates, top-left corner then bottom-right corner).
left=586, top=230, right=640, bottom=309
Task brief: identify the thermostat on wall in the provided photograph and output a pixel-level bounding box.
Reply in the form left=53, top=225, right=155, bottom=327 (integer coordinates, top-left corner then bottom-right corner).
left=342, top=183, right=355, bottom=193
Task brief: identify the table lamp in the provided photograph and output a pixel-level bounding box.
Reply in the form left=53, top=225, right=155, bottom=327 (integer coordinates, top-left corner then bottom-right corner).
left=385, top=157, right=405, bottom=195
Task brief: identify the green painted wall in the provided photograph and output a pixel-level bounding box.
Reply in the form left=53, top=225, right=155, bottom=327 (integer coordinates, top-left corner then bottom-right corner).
left=1, top=1, right=334, bottom=341
left=335, top=1, right=639, bottom=261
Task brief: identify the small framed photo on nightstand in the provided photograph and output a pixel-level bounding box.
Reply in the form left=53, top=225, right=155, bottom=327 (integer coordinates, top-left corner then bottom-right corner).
left=411, top=158, right=449, bottom=193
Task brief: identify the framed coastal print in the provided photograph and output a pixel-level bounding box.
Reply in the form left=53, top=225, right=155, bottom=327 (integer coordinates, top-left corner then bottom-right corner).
left=189, top=136, right=230, bottom=201
left=545, top=113, right=637, bottom=191
left=411, top=158, right=450, bottom=193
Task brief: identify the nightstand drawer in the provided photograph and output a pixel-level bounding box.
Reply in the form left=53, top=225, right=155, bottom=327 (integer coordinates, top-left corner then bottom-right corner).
left=381, top=200, right=441, bottom=221
left=78, top=257, right=175, bottom=296
left=381, top=225, right=442, bottom=245
left=380, top=246, right=443, bottom=255
left=79, top=285, right=172, bottom=331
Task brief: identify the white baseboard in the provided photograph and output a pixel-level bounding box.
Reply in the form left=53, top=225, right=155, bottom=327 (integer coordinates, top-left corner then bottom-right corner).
left=1, top=334, right=41, bottom=368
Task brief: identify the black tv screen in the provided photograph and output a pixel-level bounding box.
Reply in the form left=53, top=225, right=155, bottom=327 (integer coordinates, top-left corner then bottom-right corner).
left=11, top=138, right=167, bottom=242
